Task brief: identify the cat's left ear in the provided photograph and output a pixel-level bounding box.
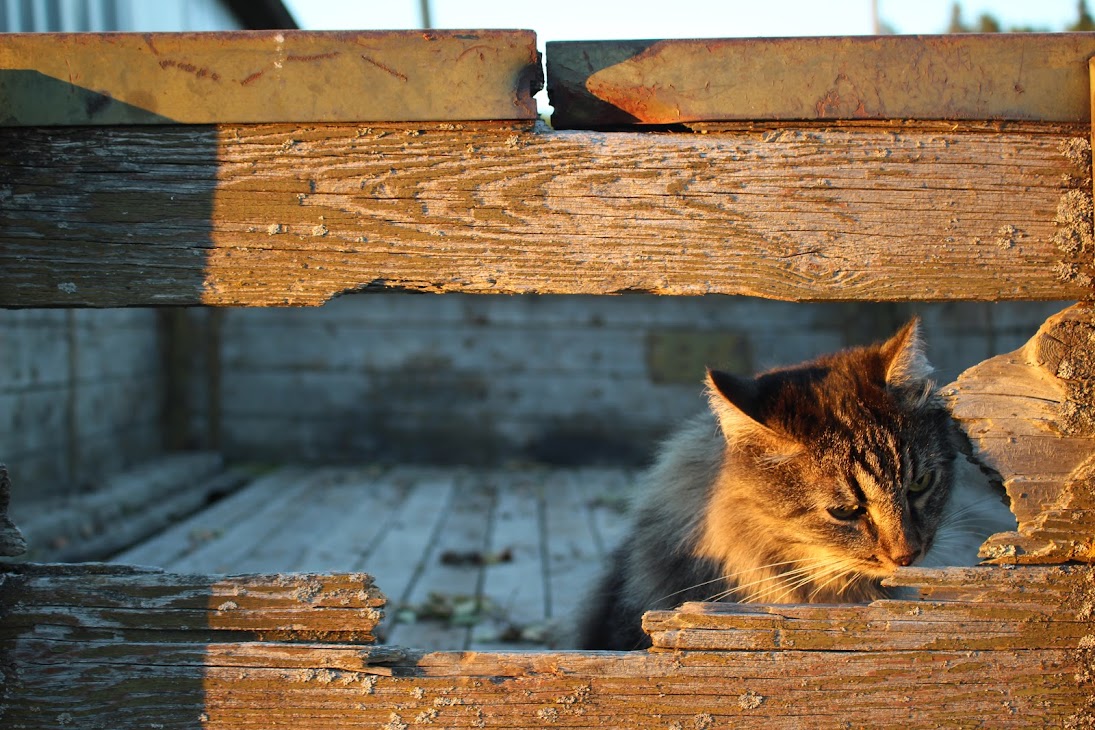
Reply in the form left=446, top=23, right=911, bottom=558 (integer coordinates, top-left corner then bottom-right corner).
left=880, top=318, right=934, bottom=387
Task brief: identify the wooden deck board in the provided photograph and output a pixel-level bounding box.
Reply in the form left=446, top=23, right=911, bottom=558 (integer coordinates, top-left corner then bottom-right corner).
left=110, top=465, right=634, bottom=652
left=113, top=466, right=312, bottom=569
left=469, top=471, right=548, bottom=650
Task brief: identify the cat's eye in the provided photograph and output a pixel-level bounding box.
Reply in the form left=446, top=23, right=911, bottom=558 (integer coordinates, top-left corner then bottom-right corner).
left=827, top=505, right=864, bottom=521
left=909, top=471, right=936, bottom=494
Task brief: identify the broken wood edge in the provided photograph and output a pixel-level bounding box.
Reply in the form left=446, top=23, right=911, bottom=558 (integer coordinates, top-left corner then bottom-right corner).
left=3, top=120, right=1093, bottom=307
left=945, top=303, right=1095, bottom=564
left=640, top=565, right=1095, bottom=652
left=0, top=465, right=27, bottom=557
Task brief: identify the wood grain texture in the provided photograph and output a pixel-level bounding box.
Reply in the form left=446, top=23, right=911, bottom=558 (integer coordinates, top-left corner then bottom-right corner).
left=0, top=564, right=386, bottom=643
left=0, top=30, right=541, bottom=125
left=642, top=565, right=1095, bottom=651
left=2, top=564, right=1092, bottom=727
left=1, top=639, right=1088, bottom=728
left=1, top=121, right=1092, bottom=307
left=547, top=34, right=1095, bottom=128
left=945, top=303, right=1095, bottom=563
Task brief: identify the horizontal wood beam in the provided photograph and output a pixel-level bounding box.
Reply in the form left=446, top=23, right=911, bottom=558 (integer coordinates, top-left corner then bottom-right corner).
left=0, top=30, right=541, bottom=125
left=1, top=120, right=1091, bottom=307
left=2, top=563, right=1091, bottom=726
left=0, top=563, right=386, bottom=643
left=547, top=34, right=1095, bottom=129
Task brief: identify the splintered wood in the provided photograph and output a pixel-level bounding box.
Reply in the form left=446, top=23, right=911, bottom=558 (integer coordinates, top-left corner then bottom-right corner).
left=945, top=303, right=1095, bottom=564
left=3, top=564, right=1094, bottom=728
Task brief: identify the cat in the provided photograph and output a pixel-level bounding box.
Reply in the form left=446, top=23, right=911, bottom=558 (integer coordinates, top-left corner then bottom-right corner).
left=576, top=319, right=1014, bottom=651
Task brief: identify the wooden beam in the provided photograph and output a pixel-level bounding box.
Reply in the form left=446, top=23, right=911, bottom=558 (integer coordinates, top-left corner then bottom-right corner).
left=1, top=120, right=1091, bottom=307
left=642, top=566, right=1093, bottom=651
left=547, top=34, right=1095, bottom=129
left=0, top=30, right=541, bottom=125
left=0, top=466, right=27, bottom=557
left=945, top=303, right=1095, bottom=563
left=2, top=564, right=1091, bottom=726
left=0, top=564, right=386, bottom=643
left=1, top=641, right=1087, bottom=728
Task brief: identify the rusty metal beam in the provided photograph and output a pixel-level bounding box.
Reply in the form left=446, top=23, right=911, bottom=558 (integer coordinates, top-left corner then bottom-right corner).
left=548, top=34, right=1095, bottom=128
left=0, top=30, right=542, bottom=125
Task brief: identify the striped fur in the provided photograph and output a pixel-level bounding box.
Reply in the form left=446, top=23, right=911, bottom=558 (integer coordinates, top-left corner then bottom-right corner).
left=577, top=320, right=1011, bottom=651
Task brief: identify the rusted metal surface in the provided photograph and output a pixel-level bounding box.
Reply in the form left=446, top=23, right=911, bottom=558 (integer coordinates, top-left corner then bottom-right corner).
left=548, top=34, right=1095, bottom=129
left=0, top=30, right=542, bottom=125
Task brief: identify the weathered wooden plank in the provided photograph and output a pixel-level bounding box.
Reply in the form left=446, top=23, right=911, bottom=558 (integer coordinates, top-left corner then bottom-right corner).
left=0, top=640, right=1088, bottom=728
left=10, top=452, right=225, bottom=562
left=469, top=471, right=548, bottom=650
left=0, top=30, right=541, bottom=125
left=0, top=565, right=385, bottom=643
left=543, top=471, right=604, bottom=630
left=0, top=465, right=27, bottom=557
left=945, top=303, right=1095, bottom=563
left=2, top=121, right=1091, bottom=306
left=113, top=466, right=314, bottom=570
left=356, top=469, right=458, bottom=642
left=547, top=34, right=1095, bottom=129
left=385, top=474, right=496, bottom=650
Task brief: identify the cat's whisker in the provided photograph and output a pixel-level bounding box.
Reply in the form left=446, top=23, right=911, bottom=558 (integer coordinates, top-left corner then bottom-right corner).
left=653, top=557, right=827, bottom=605
left=743, top=557, right=860, bottom=604
left=706, top=559, right=844, bottom=603
left=807, top=564, right=861, bottom=602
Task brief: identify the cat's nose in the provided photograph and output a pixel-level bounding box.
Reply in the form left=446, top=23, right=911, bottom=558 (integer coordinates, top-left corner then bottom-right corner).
left=891, top=551, right=919, bottom=567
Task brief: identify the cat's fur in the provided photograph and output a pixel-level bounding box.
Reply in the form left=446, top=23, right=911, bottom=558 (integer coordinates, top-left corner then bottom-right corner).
left=577, top=320, right=1013, bottom=651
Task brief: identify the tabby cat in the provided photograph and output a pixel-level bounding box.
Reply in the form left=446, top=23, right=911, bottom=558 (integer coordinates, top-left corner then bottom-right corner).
left=577, top=320, right=1012, bottom=651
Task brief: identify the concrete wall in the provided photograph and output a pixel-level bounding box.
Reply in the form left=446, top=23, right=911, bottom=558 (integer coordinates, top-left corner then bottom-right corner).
left=209, top=295, right=1071, bottom=466
left=0, top=309, right=164, bottom=502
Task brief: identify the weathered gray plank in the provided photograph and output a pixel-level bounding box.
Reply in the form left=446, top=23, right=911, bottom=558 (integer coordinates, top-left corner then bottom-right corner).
left=469, top=471, right=548, bottom=650
left=542, top=471, right=604, bottom=629
left=288, top=466, right=405, bottom=573
left=114, top=466, right=312, bottom=569
left=9, top=453, right=225, bottom=562
left=385, top=474, right=496, bottom=650
left=0, top=30, right=540, bottom=125
left=354, top=469, right=458, bottom=642
left=547, top=34, right=1095, bottom=128
left=2, top=121, right=1090, bottom=306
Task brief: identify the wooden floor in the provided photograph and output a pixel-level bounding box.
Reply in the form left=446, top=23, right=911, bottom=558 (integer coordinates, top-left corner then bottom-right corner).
left=113, top=465, right=634, bottom=651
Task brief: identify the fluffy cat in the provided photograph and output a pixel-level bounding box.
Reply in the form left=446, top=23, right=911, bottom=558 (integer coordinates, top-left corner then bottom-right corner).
left=577, top=320, right=1014, bottom=651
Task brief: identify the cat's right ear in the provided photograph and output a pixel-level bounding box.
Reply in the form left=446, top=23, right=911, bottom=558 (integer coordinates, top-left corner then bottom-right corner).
left=705, top=369, right=800, bottom=457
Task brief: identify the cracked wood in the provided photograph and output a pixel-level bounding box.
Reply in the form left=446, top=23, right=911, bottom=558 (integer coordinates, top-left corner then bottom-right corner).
left=1, top=121, right=1092, bottom=307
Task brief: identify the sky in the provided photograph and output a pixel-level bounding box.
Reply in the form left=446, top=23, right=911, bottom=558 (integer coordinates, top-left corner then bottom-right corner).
left=282, top=0, right=1086, bottom=111
left=282, top=1, right=1083, bottom=40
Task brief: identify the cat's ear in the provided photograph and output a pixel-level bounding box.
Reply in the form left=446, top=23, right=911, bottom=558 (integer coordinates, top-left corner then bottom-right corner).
left=705, top=369, right=800, bottom=457
left=880, top=318, right=934, bottom=388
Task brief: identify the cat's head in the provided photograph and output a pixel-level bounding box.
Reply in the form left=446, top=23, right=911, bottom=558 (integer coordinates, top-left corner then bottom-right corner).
left=704, top=319, right=957, bottom=583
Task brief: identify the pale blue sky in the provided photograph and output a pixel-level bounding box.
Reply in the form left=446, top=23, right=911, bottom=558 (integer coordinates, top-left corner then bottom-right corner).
left=283, top=1, right=1082, bottom=39
left=282, top=0, right=1086, bottom=111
